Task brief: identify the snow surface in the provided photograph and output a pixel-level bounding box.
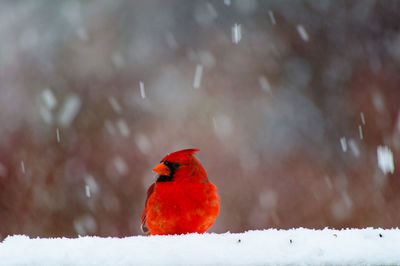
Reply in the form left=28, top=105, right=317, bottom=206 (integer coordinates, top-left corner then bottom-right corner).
left=1, top=228, right=400, bottom=265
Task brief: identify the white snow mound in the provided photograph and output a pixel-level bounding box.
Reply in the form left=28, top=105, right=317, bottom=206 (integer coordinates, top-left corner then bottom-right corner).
left=1, top=228, right=400, bottom=265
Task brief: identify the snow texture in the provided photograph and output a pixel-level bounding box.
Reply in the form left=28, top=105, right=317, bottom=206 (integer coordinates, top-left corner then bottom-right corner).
left=1, top=228, right=400, bottom=265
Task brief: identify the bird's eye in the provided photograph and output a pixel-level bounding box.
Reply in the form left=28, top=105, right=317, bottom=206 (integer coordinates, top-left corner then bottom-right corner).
left=163, top=161, right=180, bottom=170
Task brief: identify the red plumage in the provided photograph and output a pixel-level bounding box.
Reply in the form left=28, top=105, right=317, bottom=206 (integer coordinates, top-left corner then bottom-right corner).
left=141, top=149, right=220, bottom=235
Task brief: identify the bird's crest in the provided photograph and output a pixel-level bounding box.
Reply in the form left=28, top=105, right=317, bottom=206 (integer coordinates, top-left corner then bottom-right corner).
left=162, top=148, right=200, bottom=162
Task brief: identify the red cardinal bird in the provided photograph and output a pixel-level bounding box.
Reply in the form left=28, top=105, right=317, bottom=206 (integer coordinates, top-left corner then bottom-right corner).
left=141, top=149, right=220, bottom=235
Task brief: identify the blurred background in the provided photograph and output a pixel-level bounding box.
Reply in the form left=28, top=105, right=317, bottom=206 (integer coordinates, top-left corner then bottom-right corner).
left=1, top=0, right=400, bottom=238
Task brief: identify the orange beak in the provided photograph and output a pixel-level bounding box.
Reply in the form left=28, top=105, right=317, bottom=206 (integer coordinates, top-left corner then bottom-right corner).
left=153, top=163, right=170, bottom=176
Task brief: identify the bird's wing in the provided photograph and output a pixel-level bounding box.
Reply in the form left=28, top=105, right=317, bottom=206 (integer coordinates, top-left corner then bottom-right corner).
left=141, top=183, right=155, bottom=234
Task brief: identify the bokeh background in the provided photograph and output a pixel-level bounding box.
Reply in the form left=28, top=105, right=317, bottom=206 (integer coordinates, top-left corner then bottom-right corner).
left=1, top=0, right=400, bottom=238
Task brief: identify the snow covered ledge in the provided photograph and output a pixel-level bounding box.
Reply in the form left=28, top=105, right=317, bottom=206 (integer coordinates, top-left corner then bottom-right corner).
left=1, top=228, right=400, bottom=265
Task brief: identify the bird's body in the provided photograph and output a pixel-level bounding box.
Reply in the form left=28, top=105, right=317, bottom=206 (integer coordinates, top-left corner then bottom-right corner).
left=141, top=149, right=220, bottom=235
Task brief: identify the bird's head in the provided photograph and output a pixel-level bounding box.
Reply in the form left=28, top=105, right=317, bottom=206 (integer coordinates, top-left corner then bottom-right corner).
left=153, top=148, right=208, bottom=183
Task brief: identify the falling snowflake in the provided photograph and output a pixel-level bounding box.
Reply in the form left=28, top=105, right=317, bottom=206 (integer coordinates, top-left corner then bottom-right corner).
left=377, top=145, right=394, bottom=174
